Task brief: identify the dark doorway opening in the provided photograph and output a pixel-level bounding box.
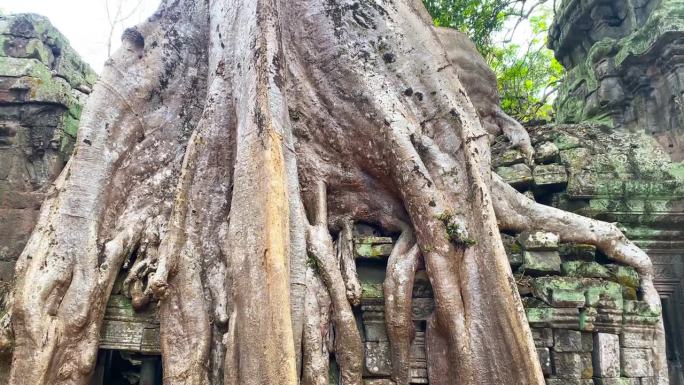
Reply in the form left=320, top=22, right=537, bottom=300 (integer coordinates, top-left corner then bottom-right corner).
left=92, top=350, right=162, bottom=385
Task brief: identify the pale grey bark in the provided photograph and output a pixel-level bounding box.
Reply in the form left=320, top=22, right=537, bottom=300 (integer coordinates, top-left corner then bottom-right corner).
left=5, top=0, right=664, bottom=385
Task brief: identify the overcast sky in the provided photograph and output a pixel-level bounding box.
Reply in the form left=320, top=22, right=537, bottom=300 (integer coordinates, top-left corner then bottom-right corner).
left=2, top=0, right=162, bottom=73
left=1, top=0, right=539, bottom=74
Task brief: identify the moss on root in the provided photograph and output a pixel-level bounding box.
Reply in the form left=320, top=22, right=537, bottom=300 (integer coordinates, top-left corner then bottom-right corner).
left=437, top=211, right=476, bottom=246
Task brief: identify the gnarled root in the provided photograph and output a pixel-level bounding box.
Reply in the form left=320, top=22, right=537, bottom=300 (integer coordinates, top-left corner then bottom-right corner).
left=0, top=290, right=12, bottom=354
left=336, top=220, right=362, bottom=306
left=383, top=229, right=420, bottom=385
left=491, top=174, right=668, bottom=383
left=301, top=267, right=332, bottom=385
left=305, top=181, right=363, bottom=385
left=425, top=314, right=451, bottom=385
left=493, top=108, right=534, bottom=164
left=122, top=223, right=160, bottom=310
left=491, top=175, right=655, bottom=298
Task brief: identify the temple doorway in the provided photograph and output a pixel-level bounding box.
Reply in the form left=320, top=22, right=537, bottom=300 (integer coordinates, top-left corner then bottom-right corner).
left=91, top=350, right=162, bottom=385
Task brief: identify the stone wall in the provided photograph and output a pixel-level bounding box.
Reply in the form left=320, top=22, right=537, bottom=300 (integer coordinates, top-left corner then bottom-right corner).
left=0, top=13, right=96, bottom=382
left=351, top=226, right=662, bottom=385
left=548, top=0, right=684, bottom=161
left=549, top=0, right=684, bottom=381
left=493, top=123, right=684, bottom=384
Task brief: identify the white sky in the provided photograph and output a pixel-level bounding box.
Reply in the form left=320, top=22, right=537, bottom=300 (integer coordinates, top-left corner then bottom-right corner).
left=0, top=0, right=539, bottom=73
left=1, top=0, right=162, bottom=73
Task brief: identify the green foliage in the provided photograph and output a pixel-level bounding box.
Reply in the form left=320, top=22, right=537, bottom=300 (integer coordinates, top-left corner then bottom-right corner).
left=423, top=0, right=509, bottom=56
left=489, top=9, right=564, bottom=122
left=424, top=1, right=564, bottom=123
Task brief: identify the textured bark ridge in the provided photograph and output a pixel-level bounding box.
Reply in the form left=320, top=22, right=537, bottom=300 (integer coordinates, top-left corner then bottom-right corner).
left=6, top=1, right=666, bottom=384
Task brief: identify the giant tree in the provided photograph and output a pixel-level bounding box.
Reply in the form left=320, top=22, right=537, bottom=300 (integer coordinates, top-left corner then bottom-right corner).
left=3, top=0, right=666, bottom=384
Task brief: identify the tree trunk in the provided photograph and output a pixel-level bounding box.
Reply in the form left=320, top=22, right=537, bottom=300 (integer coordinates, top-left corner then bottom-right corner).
left=6, top=0, right=665, bottom=384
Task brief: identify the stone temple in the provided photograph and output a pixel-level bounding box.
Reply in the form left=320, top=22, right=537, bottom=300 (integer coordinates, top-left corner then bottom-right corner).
left=0, top=1, right=683, bottom=384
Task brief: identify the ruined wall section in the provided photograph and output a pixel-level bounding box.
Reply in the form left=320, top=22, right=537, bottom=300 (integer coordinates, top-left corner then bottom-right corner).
left=0, top=13, right=96, bottom=278
left=0, top=13, right=96, bottom=377
left=549, top=0, right=683, bottom=161
left=494, top=123, right=684, bottom=384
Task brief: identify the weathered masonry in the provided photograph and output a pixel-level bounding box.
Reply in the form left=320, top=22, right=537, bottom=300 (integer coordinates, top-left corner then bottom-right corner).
left=492, top=124, right=681, bottom=385
left=0, top=13, right=96, bottom=384
left=549, top=0, right=684, bottom=161
left=0, top=6, right=682, bottom=385
left=94, top=222, right=664, bottom=385
left=549, top=0, right=684, bottom=382
left=351, top=229, right=662, bottom=385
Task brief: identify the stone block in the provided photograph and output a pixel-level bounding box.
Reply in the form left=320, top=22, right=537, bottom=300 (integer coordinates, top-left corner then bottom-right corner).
left=532, top=327, right=554, bottom=347
left=522, top=251, right=562, bottom=275
left=594, top=379, right=640, bottom=385
left=362, top=319, right=388, bottom=342
left=354, top=237, right=393, bottom=258
left=533, top=164, right=568, bottom=187
left=579, top=352, right=593, bottom=379
left=559, top=243, right=596, bottom=261
left=501, top=233, right=523, bottom=267
left=623, top=301, right=660, bottom=317
left=622, top=315, right=660, bottom=327
left=546, top=379, right=581, bottom=385
left=560, top=147, right=591, bottom=171
left=579, top=308, right=597, bottom=331
left=585, top=281, right=623, bottom=309
left=620, top=329, right=655, bottom=348
left=364, top=342, right=391, bottom=376
left=363, top=380, right=393, bottom=385
left=496, top=163, right=533, bottom=189
left=362, top=283, right=384, bottom=299
left=355, top=242, right=393, bottom=259
left=581, top=333, right=593, bottom=352
left=562, top=261, right=610, bottom=278
left=526, top=307, right=580, bottom=329
left=553, top=351, right=583, bottom=378
left=551, top=289, right=586, bottom=308
left=518, top=231, right=560, bottom=251
left=533, top=276, right=587, bottom=303
left=639, top=377, right=656, bottom=385
left=594, top=308, right=625, bottom=334
left=493, top=148, right=526, bottom=167
left=555, top=329, right=583, bottom=352
left=620, top=348, right=653, bottom=377
left=606, top=265, right=640, bottom=288
left=538, top=347, right=552, bottom=375
left=534, top=141, right=560, bottom=163
left=593, top=333, right=620, bottom=377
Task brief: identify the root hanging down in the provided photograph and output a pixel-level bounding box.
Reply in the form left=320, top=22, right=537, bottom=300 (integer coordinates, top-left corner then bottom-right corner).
left=491, top=175, right=656, bottom=299
left=491, top=174, right=669, bottom=381
left=4, top=1, right=669, bottom=384
left=305, top=181, right=363, bottom=385
left=336, top=220, right=363, bottom=307
left=301, top=268, right=332, bottom=385
left=383, top=230, right=420, bottom=385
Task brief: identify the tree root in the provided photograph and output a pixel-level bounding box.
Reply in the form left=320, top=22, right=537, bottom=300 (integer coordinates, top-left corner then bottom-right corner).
left=336, top=220, right=362, bottom=306
left=301, top=267, right=332, bottom=385
left=491, top=175, right=655, bottom=298
left=425, top=314, right=451, bottom=385
left=383, top=230, right=420, bottom=385
left=305, top=181, right=363, bottom=385
left=491, top=174, right=669, bottom=383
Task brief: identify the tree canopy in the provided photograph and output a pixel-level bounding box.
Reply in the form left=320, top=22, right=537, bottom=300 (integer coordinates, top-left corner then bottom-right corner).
left=423, top=0, right=563, bottom=122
